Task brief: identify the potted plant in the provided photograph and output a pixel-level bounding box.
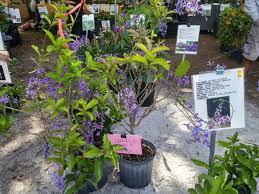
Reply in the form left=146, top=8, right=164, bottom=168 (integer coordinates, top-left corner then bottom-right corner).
left=189, top=132, right=259, bottom=194
left=217, top=7, right=252, bottom=62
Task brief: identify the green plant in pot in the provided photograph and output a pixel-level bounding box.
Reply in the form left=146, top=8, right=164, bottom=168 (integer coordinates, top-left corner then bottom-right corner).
left=189, top=132, right=259, bottom=194
left=26, top=30, right=126, bottom=193
left=85, top=34, right=191, bottom=188
left=217, top=7, right=252, bottom=51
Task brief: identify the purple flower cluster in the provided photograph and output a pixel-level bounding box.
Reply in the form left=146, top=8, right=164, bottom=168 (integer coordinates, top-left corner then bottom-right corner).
left=0, top=94, right=10, bottom=104
left=83, top=131, right=93, bottom=143
left=84, top=119, right=104, bottom=137
left=52, top=172, right=66, bottom=193
left=78, top=79, right=91, bottom=98
left=119, top=87, right=140, bottom=118
left=186, top=42, right=198, bottom=52
left=68, top=36, right=88, bottom=53
left=176, top=0, right=202, bottom=16
left=257, top=80, right=259, bottom=92
left=175, top=76, right=191, bottom=87
left=114, top=26, right=120, bottom=33
left=26, top=68, right=62, bottom=100
left=188, top=117, right=210, bottom=147
left=158, top=19, right=168, bottom=38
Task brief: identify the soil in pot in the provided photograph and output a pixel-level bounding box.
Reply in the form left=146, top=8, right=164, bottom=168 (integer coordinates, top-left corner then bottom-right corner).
left=119, top=139, right=156, bottom=189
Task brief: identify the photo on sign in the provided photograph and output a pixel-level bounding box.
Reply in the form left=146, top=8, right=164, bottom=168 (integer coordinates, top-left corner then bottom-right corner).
left=101, top=20, right=111, bottom=32
left=0, top=61, right=11, bottom=83
left=9, top=8, right=21, bottom=24
left=207, top=96, right=232, bottom=129
left=82, top=14, right=95, bottom=31
left=130, top=14, right=145, bottom=28
left=176, top=41, right=198, bottom=53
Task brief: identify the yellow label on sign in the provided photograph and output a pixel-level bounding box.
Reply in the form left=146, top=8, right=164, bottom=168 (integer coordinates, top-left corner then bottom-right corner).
left=238, top=69, right=243, bottom=78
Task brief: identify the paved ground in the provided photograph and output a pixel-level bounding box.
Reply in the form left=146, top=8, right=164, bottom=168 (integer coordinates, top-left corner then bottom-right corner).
left=0, top=31, right=258, bottom=194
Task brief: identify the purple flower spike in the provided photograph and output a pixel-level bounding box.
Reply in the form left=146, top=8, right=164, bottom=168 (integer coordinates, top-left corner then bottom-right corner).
left=119, top=87, right=140, bottom=118
left=52, top=172, right=66, bottom=193
left=114, top=26, right=120, bottom=33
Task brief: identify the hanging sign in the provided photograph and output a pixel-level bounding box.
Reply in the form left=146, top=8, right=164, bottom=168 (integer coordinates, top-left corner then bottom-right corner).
left=100, top=4, right=110, bottom=12
left=38, top=6, right=48, bottom=18
left=201, top=4, right=212, bottom=16
left=130, top=14, right=145, bottom=27
left=82, top=14, right=95, bottom=31
left=110, top=4, right=118, bottom=15
left=101, top=20, right=111, bottom=32
left=89, top=4, right=100, bottom=14
left=108, top=134, right=142, bottom=155
left=9, top=8, right=21, bottom=23
left=192, top=68, right=245, bottom=131
left=0, top=60, right=11, bottom=83
left=0, top=33, right=4, bottom=51
left=175, top=25, right=200, bottom=55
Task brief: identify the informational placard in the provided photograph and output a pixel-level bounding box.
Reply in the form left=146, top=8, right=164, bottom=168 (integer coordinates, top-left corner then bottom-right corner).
left=0, top=60, right=11, bottom=83
left=38, top=6, right=48, bottom=18
left=192, top=68, right=245, bottom=131
left=82, top=14, right=95, bottom=31
left=101, top=20, right=111, bottom=32
left=9, top=8, right=21, bottom=23
left=100, top=4, right=110, bottom=12
left=0, top=32, right=4, bottom=51
left=89, top=4, right=100, bottom=14
left=108, top=134, right=142, bottom=155
left=175, top=25, right=200, bottom=55
left=201, top=4, right=212, bottom=16
left=130, top=14, right=145, bottom=27
left=110, top=4, right=118, bottom=15
left=220, top=3, right=230, bottom=11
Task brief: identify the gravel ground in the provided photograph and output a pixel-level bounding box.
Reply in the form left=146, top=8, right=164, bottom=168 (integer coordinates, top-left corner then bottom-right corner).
left=0, top=31, right=258, bottom=194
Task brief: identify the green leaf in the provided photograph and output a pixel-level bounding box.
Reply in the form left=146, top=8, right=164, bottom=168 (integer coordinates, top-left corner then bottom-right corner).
left=175, top=59, right=191, bottom=77
left=84, top=145, right=103, bottom=159
left=151, top=46, right=170, bottom=54
left=32, top=45, right=40, bottom=56
left=131, top=55, right=148, bottom=65
left=43, top=29, right=55, bottom=45
left=192, top=159, right=209, bottom=169
left=41, top=14, right=51, bottom=24
left=188, top=188, right=198, bottom=194
left=86, top=99, right=98, bottom=110
left=217, top=141, right=231, bottom=148
left=68, top=154, right=75, bottom=170
left=150, top=58, right=170, bottom=71
left=94, top=159, right=104, bottom=183
left=236, top=154, right=253, bottom=170
left=136, top=43, right=148, bottom=53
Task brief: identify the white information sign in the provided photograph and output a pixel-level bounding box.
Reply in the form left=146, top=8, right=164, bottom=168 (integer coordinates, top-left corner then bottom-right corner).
left=82, top=14, right=95, bottom=31
left=0, top=33, right=4, bottom=51
left=89, top=4, right=100, bottom=14
left=101, top=20, right=111, bottom=32
left=192, top=68, right=245, bottom=131
left=9, top=8, right=21, bottom=23
left=110, top=4, right=118, bottom=15
left=201, top=4, right=212, bottom=16
left=175, top=25, right=200, bottom=55
left=0, top=60, right=11, bottom=83
left=38, top=6, right=48, bottom=18
left=220, top=3, right=230, bottom=11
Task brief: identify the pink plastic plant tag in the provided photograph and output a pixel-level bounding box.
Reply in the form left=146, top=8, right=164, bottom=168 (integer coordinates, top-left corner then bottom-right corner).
left=108, top=134, right=142, bottom=155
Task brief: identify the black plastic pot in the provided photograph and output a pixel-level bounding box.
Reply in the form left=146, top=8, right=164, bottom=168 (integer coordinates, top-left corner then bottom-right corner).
left=119, top=139, right=156, bottom=189
left=78, top=161, right=113, bottom=193
left=230, top=49, right=243, bottom=63
left=177, top=14, right=188, bottom=23
left=136, top=82, right=155, bottom=107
